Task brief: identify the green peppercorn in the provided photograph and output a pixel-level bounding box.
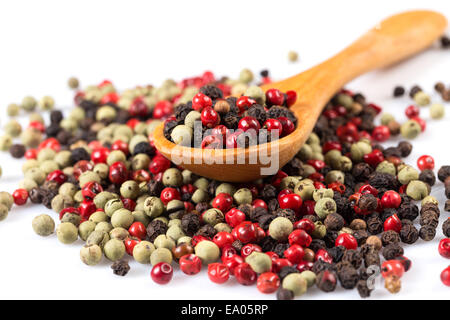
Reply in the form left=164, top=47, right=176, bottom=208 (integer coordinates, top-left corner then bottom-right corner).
left=350, top=141, right=372, bottom=162
left=111, top=208, right=134, bottom=229
left=143, top=196, right=164, bottom=218
left=294, top=180, right=315, bottom=200
left=18, top=178, right=38, bottom=191
left=306, top=132, right=320, bottom=145
left=51, top=194, right=74, bottom=213
left=380, top=113, right=395, bottom=125
left=104, top=239, right=126, bottom=261
left=68, top=77, right=79, bottom=89
left=56, top=222, right=78, bottom=244
left=400, top=120, right=422, bottom=139
left=7, top=103, right=20, bottom=116
left=4, top=120, right=22, bottom=137
left=131, top=154, right=150, bottom=171
left=96, top=105, right=117, bottom=121
left=78, top=221, right=97, bottom=241
left=39, top=160, right=59, bottom=175
left=202, top=208, right=224, bottom=226
left=95, top=221, right=113, bottom=233
left=79, top=171, right=101, bottom=187
left=325, top=170, right=345, bottom=184
left=80, top=244, right=103, bottom=266
left=89, top=210, right=108, bottom=223
left=421, top=195, right=438, bottom=206
left=154, top=234, right=176, bottom=250
left=32, top=214, right=55, bottom=236
left=61, top=212, right=82, bottom=227
left=280, top=177, right=300, bottom=191
left=150, top=247, right=173, bottom=266
left=245, top=251, right=272, bottom=273
left=0, top=192, right=14, bottom=210
left=269, top=217, right=293, bottom=241
left=282, top=273, right=308, bottom=296
left=0, top=135, right=13, bottom=151
left=21, top=96, right=37, bottom=112
left=406, top=180, right=429, bottom=200
left=299, top=270, right=316, bottom=288
left=109, top=227, right=129, bottom=241
left=397, top=166, right=419, bottom=185
left=191, top=189, right=209, bottom=204
left=133, top=241, right=155, bottom=264
left=54, top=150, right=72, bottom=168
left=163, top=168, right=183, bottom=187
left=194, top=240, right=220, bottom=265
left=413, top=91, right=430, bottom=106
left=132, top=210, right=150, bottom=227
left=29, top=112, right=44, bottom=124
left=193, top=177, right=209, bottom=191
left=87, top=230, right=110, bottom=249
left=38, top=96, right=55, bottom=110
left=335, top=93, right=354, bottom=109
left=0, top=203, right=8, bottom=221
left=177, top=236, right=192, bottom=245
left=239, top=68, right=254, bottom=83
left=184, top=111, right=201, bottom=129
left=120, top=180, right=139, bottom=199
left=376, top=160, right=396, bottom=176
left=288, top=50, right=299, bottom=62
left=104, top=198, right=124, bottom=217
left=171, top=125, right=193, bottom=146
left=166, top=224, right=185, bottom=242
left=233, top=188, right=252, bottom=205
left=314, top=198, right=337, bottom=219
left=59, top=182, right=77, bottom=197
left=214, top=222, right=232, bottom=233
left=312, top=188, right=334, bottom=201
left=297, top=144, right=313, bottom=161
left=107, top=150, right=126, bottom=166
left=244, top=86, right=265, bottom=105
left=430, top=103, right=445, bottom=119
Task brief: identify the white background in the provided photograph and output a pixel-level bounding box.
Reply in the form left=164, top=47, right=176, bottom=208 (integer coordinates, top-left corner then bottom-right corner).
left=0, top=0, right=449, bottom=300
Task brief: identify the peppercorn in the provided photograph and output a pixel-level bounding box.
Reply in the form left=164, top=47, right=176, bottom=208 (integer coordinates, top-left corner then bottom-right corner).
left=80, top=244, right=103, bottom=266
left=385, top=275, right=401, bottom=294
left=419, top=225, right=436, bottom=241
left=276, top=288, right=294, bottom=300
left=56, top=222, right=78, bottom=244
left=111, top=260, right=130, bottom=276
left=324, top=213, right=345, bottom=231
left=316, top=270, right=337, bottom=292
left=393, top=86, right=405, bottom=97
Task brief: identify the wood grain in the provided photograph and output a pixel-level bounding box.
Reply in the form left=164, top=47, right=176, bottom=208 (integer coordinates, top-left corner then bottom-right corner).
left=153, top=10, right=447, bottom=182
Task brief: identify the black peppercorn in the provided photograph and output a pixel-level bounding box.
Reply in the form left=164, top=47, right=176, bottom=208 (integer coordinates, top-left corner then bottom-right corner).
left=9, top=144, right=26, bottom=158
left=443, top=218, right=450, bottom=237
left=147, top=180, right=164, bottom=197
left=111, top=260, right=130, bottom=276
left=381, top=230, right=401, bottom=246
left=195, top=224, right=217, bottom=238
left=180, top=213, right=200, bottom=237
left=419, top=211, right=439, bottom=228
left=327, top=246, right=346, bottom=263
left=356, top=279, right=372, bottom=298
left=29, top=188, right=44, bottom=204
left=393, top=86, right=405, bottom=97
left=419, top=225, right=436, bottom=241
left=195, top=202, right=210, bottom=214
left=147, top=219, right=169, bottom=242
left=409, top=85, right=422, bottom=98
left=50, top=110, right=63, bottom=124
left=366, top=216, right=383, bottom=235
left=133, top=142, right=155, bottom=156
left=323, top=213, right=345, bottom=231
left=437, top=165, right=450, bottom=182
left=70, top=147, right=90, bottom=163
left=419, top=169, right=436, bottom=186
left=382, top=243, right=404, bottom=260
left=337, top=265, right=359, bottom=289
left=199, top=85, right=223, bottom=100
left=276, top=288, right=294, bottom=300
left=399, top=224, right=419, bottom=244
left=341, top=249, right=363, bottom=269
left=279, top=266, right=299, bottom=280
left=316, top=270, right=337, bottom=292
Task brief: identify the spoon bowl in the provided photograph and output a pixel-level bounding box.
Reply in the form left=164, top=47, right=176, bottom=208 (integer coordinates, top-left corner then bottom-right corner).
left=153, top=10, right=447, bottom=182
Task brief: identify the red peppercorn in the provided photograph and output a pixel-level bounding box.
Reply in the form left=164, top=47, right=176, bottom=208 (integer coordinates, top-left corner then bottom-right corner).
left=212, top=193, right=233, bottom=212
left=298, top=200, right=316, bottom=217
left=124, top=237, right=140, bottom=256
left=223, top=254, right=244, bottom=276
left=288, top=229, right=312, bottom=247
left=272, top=258, right=293, bottom=273
left=207, top=263, right=230, bottom=284
left=263, top=119, right=283, bottom=135
left=236, top=96, right=256, bottom=114
left=24, top=149, right=38, bottom=160
left=122, top=198, right=136, bottom=211
left=78, top=201, right=96, bottom=220
left=381, top=190, right=402, bottom=209
left=277, top=189, right=293, bottom=203
left=438, top=238, right=450, bottom=259
left=296, top=260, right=314, bottom=272
left=358, top=184, right=378, bottom=197
left=128, top=222, right=147, bottom=240
left=256, top=272, right=280, bottom=294
left=111, top=140, right=129, bottom=156
left=279, top=193, right=302, bottom=213
left=238, top=116, right=260, bottom=133
left=28, top=121, right=45, bottom=133
left=12, top=189, right=28, bottom=206
left=100, top=92, right=119, bottom=105
left=363, top=149, right=384, bottom=167
left=233, top=221, right=258, bottom=244
left=152, top=100, right=173, bottom=119
left=38, top=137, right=60, bottom=152
left=277, top=116, right=295, bottom=137
left=151, top=262, right=173, bottom=285
left=132, top=169, right=151, bottom=183
left=417, top=155, right=435, bottom=171
left=405, top=105, right=420, bottom=118
left=211, top=125, right=228, bottom=143
left=192, top=92, right=212, bottom=111
left=381, top=260, right=405, bottom=279
left=179, top=254, right=202, bottom=275
left=384, top=214, right=402, bottom=233
left=73, top=160, right=94, bottom=180
left=201, top=107, right=220, bottom=128
left=307, top=159, right=326, bottom=171
left=129, top=97, right=148, bottom=117
left=265, top=88, right=284, bottom=106
left=149, top=156, right=171, bottom=175
left=285, top=90, right=297, bottom=107
left=294, top=218, right=315, bottom=234
left=335, top=233, right=358, bottom=250
left=284, top=244, right=305, bottom=264
left=191, top=235, right=210, bottom=247
left=322, top=141, right=342, bottom=154
left=81, top=181, right=103, bottom=201
left=90, top=147, right=110, bottom=164
left=160, top=187, right=181, bottom=205
left=213, top=231, right=234, bottom=249
left=410, top=116, right=426, bottom=132
left=270, top=170, right=288, bottom=188
left=368, top=103, right=382, bottom=114
left=441, top=266, right=450, bottom=286
left=315, top=249, right=333, bottom=263
left=109, top=161, right=128, bottom=185
left=234, top=263, right=257, bottom=286
left=371, top=125, right=390, bottom=142
left=46, top=170, right=67, bottom=185
left=241, top=243, right=262, bottom=259
left=328, top=182, right=346, bottom=194
left=252, top=199, right=268, bottom=210
left=225, top=208, right=246, bottom=228
left=58, top=207, right=80, bottom=220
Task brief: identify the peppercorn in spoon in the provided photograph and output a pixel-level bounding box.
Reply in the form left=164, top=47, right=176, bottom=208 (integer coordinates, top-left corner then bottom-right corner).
left=153, top=10, right=447, bottom=182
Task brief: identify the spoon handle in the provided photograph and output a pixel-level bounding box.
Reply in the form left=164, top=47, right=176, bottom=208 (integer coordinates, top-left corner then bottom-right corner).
left=273, top=10, right=447, bottom=114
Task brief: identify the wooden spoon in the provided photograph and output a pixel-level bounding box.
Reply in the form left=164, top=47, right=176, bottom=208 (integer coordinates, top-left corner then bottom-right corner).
left=153, top=10, right=447, bottom=182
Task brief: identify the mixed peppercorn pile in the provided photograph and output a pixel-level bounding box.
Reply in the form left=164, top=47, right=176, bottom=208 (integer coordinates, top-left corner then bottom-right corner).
left=0, top=67, right=449, bottom=299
